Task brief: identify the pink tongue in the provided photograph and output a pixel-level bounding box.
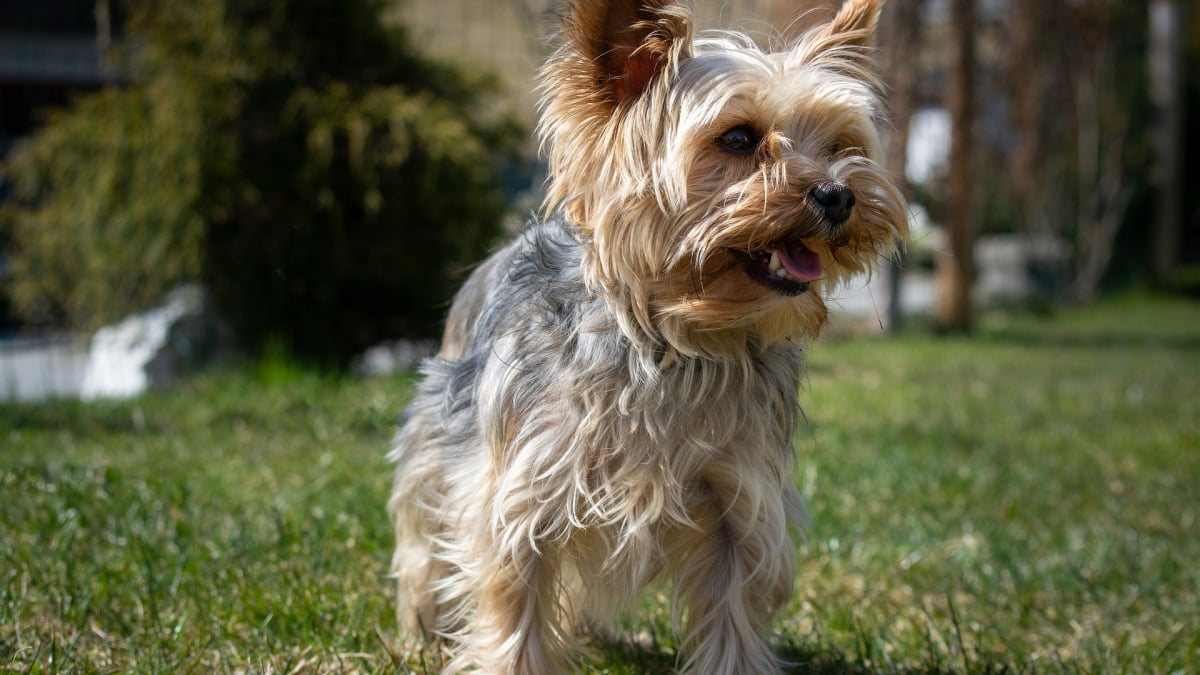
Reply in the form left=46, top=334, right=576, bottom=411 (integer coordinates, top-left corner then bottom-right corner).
left=774, top=241, right=823, bottom=282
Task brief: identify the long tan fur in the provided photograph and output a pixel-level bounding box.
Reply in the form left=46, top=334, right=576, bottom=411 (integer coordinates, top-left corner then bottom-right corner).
left=389, top=0, right=904, bottom=672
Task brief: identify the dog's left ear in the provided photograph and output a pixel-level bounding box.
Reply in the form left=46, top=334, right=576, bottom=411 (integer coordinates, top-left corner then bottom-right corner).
left=819, top=0, right=883, bottom=50
left=791, top=0, right=882, bottom=79
left=564, top=0, right=693, bottom=105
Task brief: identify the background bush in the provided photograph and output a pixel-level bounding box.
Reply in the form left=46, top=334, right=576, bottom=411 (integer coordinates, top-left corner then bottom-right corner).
left=3, top=0, right=522, bottom=364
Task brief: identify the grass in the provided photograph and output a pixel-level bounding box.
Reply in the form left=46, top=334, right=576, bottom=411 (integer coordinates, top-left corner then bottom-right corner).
left=2, top=292, right=1197, bottom=673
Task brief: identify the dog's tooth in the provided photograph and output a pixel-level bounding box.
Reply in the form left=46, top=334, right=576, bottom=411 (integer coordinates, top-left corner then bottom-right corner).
left=769, top=251, right=782, bottom=273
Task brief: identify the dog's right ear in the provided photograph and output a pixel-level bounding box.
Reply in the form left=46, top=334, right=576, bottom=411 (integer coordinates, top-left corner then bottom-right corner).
left=561, top=0, right=693, bottom=105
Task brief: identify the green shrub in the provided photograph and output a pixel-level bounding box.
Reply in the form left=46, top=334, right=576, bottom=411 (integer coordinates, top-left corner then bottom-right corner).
left=4, top=80, right=208, bottom=328
left=4, top=0, right=521, bottom=363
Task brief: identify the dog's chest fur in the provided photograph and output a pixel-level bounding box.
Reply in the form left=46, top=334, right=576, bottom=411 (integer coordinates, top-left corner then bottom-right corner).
left=421, top=218, right=805, bottom=543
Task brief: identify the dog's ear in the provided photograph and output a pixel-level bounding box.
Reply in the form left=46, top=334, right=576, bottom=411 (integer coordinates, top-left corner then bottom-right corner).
left=790, top=0, right=882, bottom=80
left=820, top=0, right=882, bottom=50
left=563, top=0, right=693, bottom=104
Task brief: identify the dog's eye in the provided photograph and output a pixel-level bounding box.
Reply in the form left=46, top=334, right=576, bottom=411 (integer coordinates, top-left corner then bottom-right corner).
left=717, top=126, right=760, bottom=155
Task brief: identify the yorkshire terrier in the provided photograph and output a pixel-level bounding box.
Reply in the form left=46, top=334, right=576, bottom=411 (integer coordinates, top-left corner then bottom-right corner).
left=388, top=0, right=906, bottom=672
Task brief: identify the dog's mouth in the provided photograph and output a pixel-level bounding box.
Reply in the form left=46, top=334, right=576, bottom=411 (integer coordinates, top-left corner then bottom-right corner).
left=736, top=238, right=823, bottom=296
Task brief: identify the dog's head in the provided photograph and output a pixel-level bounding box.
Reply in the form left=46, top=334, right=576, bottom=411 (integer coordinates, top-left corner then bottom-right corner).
left=539, top=0, right=907, bottom=355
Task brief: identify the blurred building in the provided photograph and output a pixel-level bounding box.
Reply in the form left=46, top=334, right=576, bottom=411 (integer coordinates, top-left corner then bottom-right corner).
left=388, top=0, right=828, bottom=127
left=0, top=0, right=124, bottom=157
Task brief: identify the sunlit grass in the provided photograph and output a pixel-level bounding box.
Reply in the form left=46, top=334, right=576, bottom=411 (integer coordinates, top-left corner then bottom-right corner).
left=2, top=293, right=1197, bottom=673
left=788, top=292, right=1199, bottom=673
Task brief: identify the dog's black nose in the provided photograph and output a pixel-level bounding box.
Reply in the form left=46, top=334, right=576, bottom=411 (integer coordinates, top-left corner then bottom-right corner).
left=810, top=182, right=856, bottom=226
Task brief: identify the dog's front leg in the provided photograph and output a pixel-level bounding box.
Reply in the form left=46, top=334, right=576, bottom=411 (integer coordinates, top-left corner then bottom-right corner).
left=451, top=485, right=572, bottom=675
left=670, top=476, right=795, bottom=675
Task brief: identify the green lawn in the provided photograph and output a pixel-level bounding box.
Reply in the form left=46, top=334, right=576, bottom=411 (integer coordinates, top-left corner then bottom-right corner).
left=3, top=293, right=1197, bottom=673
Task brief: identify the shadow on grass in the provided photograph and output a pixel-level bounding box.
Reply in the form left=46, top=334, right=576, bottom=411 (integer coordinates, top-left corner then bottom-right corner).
left=589, top=636, right=974, bottom=674
left=777, top=643, right=963, bottom=674
left=0, top=399, right=155, bottom=434
left=588, top=636, right=679, bottom=674
left=975, top=328, right=1200, bottom=352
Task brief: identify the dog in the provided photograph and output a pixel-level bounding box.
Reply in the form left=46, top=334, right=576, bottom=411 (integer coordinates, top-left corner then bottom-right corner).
left=388, top=0, right=906, bottom=672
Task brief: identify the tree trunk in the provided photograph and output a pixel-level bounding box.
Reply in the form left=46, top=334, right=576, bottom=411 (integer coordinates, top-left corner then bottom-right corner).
left=880, top=0, right=921, bottom=332
left=1148, top=0, right=1184, bottom=289
left=1007, top=0, right=1047, bottom=235
left=937, top=0, right=975, bottom=332
left=1060, top=1, right=1137, bottom=304
left=1062, top=45, right=1131, bottom=304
